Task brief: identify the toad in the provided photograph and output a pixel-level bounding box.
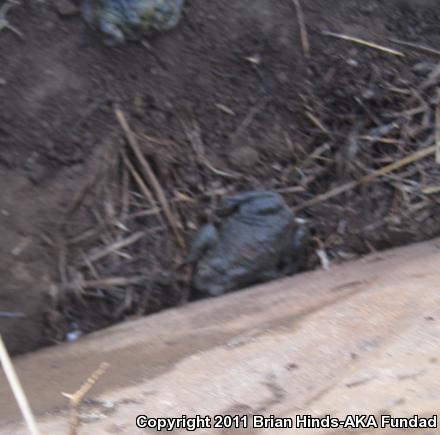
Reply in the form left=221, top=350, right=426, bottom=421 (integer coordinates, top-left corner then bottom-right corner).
left=190, top=191, right=308, bottom=296
left=81, top=0, right=184, bottom=45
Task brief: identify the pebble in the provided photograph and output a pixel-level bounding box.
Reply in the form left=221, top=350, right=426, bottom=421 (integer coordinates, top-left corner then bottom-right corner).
left=54, top=0, right=78, bottom=17
left=228, top=146, right=260, bottom=168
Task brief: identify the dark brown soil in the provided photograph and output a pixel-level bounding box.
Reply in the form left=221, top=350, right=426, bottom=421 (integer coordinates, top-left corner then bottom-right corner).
left=1, top=0, right=440, bottom=354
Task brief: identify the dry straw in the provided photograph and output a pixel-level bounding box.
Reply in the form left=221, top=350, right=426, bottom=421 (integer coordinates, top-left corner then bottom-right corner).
left=0, top=335, right=41, bottom=435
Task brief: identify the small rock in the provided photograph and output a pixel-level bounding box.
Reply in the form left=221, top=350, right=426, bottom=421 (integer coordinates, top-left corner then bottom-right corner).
left=412, top=61, right=435, bottom=75
left=276, top=71, right=289, bottom=84
left=228, top=146, right=260, bottom=168
left=362, top=89, right=375, bottom=100
left=54, top=0, right=78, bottom=16
left=66, top=322, right=82, bottom=342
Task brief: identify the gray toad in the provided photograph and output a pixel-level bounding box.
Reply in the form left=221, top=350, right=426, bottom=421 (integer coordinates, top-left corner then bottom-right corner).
left=190, top=191, right=309, bottom=296
left=81, top=0, right=184, bottom=45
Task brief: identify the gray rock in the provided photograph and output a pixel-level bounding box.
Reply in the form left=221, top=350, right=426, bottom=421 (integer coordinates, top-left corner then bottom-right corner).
left=55, top=0, right=78, bottom=17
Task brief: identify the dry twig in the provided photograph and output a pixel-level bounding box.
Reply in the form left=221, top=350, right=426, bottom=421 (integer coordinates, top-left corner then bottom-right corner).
left=115, top=107, right=186, bottom=251
left=81, top=231, right=145, bottom=265
left=64, top=276, right=146, bottom=292
left=321, top=30, right=405, bottom=57
left=306, top=111, right=331, bottom=136
left=390, top=38, right=440, bottom=57
left=215, top=103, right=235, bottom=116
left=230, top=96, right=270, bottom=144
left=122, top=153, right=156, bottom=207
left=292, top=0, right=310, bottom=59
left=183, top=119, right=242, bottom=179
left=0, top=335, right=40, bottom=435
left=422, top=185, right=440, bottom=195
left=295, top=145, right=436, bottom=211
left=62, top=362, right=110, bottom=435
left=141, top=134, right=176, bottom=146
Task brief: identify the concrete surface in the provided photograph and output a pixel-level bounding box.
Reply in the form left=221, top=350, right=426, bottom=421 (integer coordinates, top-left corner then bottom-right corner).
left=1, top=238, right=440, bottom=434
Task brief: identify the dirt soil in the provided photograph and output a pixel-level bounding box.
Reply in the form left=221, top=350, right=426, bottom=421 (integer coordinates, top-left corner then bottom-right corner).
left=1, top=0, right=440, bottom=354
